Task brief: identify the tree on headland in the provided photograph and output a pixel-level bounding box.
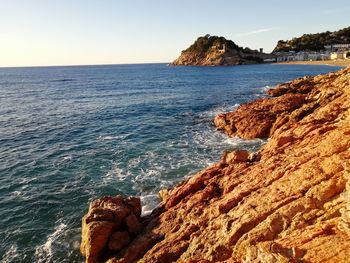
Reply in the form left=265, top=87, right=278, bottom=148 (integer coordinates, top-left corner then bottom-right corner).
left=183, top=35, right=240, bottom=54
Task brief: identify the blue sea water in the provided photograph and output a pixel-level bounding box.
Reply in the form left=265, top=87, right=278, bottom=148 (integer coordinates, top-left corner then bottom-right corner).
left=0, top=63, right=342, bottom=262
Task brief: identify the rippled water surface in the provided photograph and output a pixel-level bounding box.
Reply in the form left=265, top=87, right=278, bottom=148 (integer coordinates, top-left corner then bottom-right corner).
left=0, top=63, right=341, bottom=262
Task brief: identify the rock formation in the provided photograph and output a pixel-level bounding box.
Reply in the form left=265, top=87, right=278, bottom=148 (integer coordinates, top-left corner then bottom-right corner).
left=81, top=67, right=350, bottom=262
left=80, top=196, right=143, bottom=263
left=171, top=35, right=271, bottom=66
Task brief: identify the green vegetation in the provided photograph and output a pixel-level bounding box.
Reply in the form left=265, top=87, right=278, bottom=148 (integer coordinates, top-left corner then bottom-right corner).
left=182, top=34, right=240, bottom=54
left=273, top=26, right=350, bottom=53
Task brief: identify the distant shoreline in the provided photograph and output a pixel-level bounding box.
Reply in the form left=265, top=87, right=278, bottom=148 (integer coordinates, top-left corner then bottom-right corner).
left=277, top=60, right=350, bottom=67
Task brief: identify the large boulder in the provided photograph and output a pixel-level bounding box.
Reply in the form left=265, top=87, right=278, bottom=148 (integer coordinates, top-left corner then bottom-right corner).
left=80, top=196, right=142, bottom=263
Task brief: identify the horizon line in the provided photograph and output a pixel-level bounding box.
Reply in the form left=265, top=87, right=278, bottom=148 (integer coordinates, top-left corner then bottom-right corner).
left=0, top=61, right=171, bottom=69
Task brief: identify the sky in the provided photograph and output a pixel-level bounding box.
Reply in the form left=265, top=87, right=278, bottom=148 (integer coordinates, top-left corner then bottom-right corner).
left=0, top=0, right=349, bottom=67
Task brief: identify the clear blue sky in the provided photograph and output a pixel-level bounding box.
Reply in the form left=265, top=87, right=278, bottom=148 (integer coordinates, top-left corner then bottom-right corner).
left=1, top=0, right=349, bottom=67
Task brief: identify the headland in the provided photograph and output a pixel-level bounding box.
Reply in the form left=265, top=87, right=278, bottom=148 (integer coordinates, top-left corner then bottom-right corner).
left=171, top=35, right=271, bottom=66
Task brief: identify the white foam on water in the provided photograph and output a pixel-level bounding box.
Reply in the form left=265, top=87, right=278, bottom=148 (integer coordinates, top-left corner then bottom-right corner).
left=260, top=85, right=273, bottom=93
left=128, top=156, right=141, bottom=168
left=62, top=155, right=72, bottom=161
left=200, top=103, right=240, bottom=118
left=225, top=137, right=266, bottom=147
left=34, top=222, right=67, bottom=263
left=102, top=166, right=128, bottom=185
left=98, top=135, right=124, bottom=141
left=140, top=194, right=160, bottom=216
left=11, top=190, right=23, bottom=197
left=2, top=244, right=19, bottom=263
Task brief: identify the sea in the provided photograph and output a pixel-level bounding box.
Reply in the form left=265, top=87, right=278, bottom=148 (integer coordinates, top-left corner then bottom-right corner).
left=0, top=63, right=341, bottom=262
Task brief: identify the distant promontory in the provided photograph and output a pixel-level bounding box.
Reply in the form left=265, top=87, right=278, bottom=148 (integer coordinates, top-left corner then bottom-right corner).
left=171, top=34, right=271, bottom=66
left=273, top=26, right=350, bottom=53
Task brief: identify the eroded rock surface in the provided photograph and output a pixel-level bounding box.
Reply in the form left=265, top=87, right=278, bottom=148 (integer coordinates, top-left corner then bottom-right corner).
left=81, top=67, right=350, bottom=262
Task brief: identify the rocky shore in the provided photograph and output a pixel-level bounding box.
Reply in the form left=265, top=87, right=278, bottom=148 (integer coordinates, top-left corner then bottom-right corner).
left=81, top=67, right=350, bottom=262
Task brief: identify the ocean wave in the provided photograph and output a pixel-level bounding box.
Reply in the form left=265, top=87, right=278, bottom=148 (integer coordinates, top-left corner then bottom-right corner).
left=199, top=103, right=240, bottom=118
left=62, top=155, right=72, bottom=161
left=1, top=244, right=19, bottom=263
left=225, top=137, right=266, bottom=148
left=34, top=222, right=67, bottom=263
left=98, top=135, right=124, bottom=141
left=140, top=194, right=161, bottom=216
left=102, top=166, right=128, bottom=185
left=260, top=85, right=273, bottom=92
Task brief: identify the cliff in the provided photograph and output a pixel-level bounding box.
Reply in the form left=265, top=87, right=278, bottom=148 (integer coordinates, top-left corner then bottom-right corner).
left=171, top=35, right=270, bottom=66
left=273, top=26, right=350, bottom=53
left=80, top=67, right=350, bottom=262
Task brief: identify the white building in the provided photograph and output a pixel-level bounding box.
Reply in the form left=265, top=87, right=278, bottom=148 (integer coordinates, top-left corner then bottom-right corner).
left=308, top=53, right=321, bottom=61
left=294, top=52, right=308, bottom=61
left=319, top=53, right=331, bottom=60
left=330, top=52, right=344, bottom=60
left=218, top=44, right=226, bottom=53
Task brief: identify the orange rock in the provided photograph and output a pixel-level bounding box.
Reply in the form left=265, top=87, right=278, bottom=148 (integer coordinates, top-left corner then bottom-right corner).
left=80, top=196, right=143, bottom=263
left=213, top=114, right=227, bottom=130
left=214, top=93, right=306, bottom=139
left=125, top=213, right=142, bottom=234
left=85, top=207, right=115, bottom=224
left=222, top=150, right=250, bottom=164
left=80, top=220, right=115, bottom=263
left=124, top=197, right=142, bottom=218
left=339, top=180, right=350, bottom=236
left=108, top=231, right=130, bottom=251
left=159, top=189, right=171, bottom=203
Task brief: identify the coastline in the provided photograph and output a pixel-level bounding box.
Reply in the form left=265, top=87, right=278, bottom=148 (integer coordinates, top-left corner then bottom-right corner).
left=277, top=59, right=350, bottom=67
left=80, top=66, right=350, bottom=262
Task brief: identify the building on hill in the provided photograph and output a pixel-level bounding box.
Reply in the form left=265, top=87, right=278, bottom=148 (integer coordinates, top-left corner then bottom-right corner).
left=324, top=44, right=350, bottom=51
left=218, top=44, right=226, bottom=53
